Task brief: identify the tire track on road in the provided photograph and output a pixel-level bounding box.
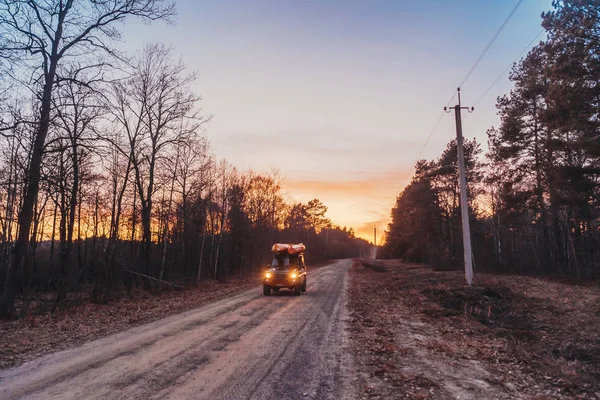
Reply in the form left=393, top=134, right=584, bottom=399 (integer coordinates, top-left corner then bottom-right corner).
left=0, top=261, right=356, bottom=400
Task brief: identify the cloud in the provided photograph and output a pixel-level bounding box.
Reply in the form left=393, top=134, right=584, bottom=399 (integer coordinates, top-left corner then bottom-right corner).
left=226, top=130, right=424, bottom=155
left=286, top=169, right=410, bottom=241
left=215, top=131, right=416, bottom=242
left=215, top=130, right=427, bottom=178
left=288, top=169, right=409, bottom=202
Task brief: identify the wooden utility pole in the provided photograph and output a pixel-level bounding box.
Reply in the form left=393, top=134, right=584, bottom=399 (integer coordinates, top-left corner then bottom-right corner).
left=374, top=225, right=377, bottom=246
left=445, top=88, right=474, bottom=286
left=373, top=225, right=377, bottom=259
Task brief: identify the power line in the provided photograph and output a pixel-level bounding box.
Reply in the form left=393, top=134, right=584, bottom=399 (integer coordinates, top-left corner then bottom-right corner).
left=403, top=90, right=462, bottom=183
left=445, top=91, right=458, bottom=110
left=458, top=0, right=524, bottom=89
left=473, top=29, right=545, bottom=106
left=402, top=0, right=525, bottom=184
left=420, top=1, right=523, bottom=283
left=403, top=111, right=445, bottom=183
left=460, top=29, right=544, bottom=126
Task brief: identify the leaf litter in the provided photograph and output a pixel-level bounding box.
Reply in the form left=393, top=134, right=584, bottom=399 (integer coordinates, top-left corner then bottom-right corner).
left=348, top=259, right=600, bottom=400
left=0, top=277, right=258, bottom=370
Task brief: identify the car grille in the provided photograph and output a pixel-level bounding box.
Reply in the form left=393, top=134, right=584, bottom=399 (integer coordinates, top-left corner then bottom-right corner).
left=270, top=272, right=290, bottom=284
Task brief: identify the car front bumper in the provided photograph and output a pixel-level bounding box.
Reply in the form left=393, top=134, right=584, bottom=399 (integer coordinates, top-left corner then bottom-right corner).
left=263, top=272, right=301, bottom=288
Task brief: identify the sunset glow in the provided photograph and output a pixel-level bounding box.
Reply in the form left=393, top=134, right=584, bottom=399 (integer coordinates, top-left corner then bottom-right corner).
left=117, top=0, right=552, bottom=242
left=287, top=170, right=413, bottom=242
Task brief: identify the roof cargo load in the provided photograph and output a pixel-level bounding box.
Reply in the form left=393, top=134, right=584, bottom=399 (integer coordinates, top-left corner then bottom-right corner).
left=272, top=243, right=306, bottom=255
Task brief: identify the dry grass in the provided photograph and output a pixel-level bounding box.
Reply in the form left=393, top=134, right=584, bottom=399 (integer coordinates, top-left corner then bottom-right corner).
left=348, top=259, right=600, bottom=399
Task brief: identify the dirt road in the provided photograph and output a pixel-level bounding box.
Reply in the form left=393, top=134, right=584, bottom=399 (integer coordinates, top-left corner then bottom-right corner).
left=0, top=260, right=356, bottom=400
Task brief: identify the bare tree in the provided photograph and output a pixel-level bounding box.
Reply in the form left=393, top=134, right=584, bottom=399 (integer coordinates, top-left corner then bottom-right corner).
left=158, top=143, right=180, bottom=285
left=194, top=155, right=214, bottom=283
left=174, top=139, right=209, bottom=274
left=112, top=43, right=205, bottom=279
left=0, top=0, right=175, bottom=316
left=51, top=73, right=102, bottom=301
left=213, top=160, right=234, bottom=280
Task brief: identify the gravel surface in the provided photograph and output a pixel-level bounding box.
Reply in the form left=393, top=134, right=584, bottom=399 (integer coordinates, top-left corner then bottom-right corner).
left=0, top=260, right=357, bottom=400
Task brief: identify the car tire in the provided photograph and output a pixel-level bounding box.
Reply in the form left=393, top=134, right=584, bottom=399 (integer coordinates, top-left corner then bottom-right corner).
left=263, top=284, right=271, bottom=296
left=294, top=285, right=301, bottom=296
left=301, top=277, right=306, bottom=292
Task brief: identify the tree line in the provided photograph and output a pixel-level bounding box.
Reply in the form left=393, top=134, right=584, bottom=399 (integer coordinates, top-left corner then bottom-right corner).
left=383, top=0, right=600, bottom=279
left=0, top=1, right=369, bottom=318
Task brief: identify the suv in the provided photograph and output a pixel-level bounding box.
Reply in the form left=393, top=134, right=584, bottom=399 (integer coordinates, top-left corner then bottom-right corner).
left=263, top=244, right=307, bottom=296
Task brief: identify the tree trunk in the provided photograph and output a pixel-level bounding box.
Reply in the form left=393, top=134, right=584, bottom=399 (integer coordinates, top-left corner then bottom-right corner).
left=49, top=201, right=58, bottom=291
left=160, top=151, right=179, bottom=286
left=65, top=144, right=79, bottom=281
left=214, top=225, right=223, bottom=281
left=1, top=52, right=58, bottom=317
left=214, top=195, right=227, bottom=281
left=1, top=139, right=17, bottom=289
left=23, top=197, right=41, bottom=315
left=56, top=147, right=70, bottom=304
left=141, top=204, right=152, bottom=277
left=130, top=183, right=137, bottom=263
left=77, top=181, right=83, bottom=273
left=197, top=228, right=206, bottom=284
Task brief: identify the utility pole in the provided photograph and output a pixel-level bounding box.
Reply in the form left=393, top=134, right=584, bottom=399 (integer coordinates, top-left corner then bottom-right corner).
left=373, top=225, right=377, bottom=259
left=325, top=228, right=329, bottom=259
left=445, top=88, right=474, bottom=286
left=374, top=225, right=377, bottom=247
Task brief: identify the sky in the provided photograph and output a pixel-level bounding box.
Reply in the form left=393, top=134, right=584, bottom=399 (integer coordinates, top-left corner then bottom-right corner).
left=119, top=0, right=552, bottom=242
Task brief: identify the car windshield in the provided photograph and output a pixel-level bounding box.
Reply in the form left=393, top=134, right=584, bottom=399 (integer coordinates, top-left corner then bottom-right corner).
left=271, top=255, right=298, bottom=269
left=271, top=256, right=286, bottom=269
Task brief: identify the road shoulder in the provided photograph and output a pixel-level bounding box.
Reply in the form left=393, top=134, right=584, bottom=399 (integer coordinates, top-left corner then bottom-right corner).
left=347, top=259, right=600, bottom=399
left=0, top=278, right=257, bottom=370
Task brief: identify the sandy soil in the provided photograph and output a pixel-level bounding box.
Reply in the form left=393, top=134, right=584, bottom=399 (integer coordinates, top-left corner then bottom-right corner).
left=0, top=260, right=357, bottom=400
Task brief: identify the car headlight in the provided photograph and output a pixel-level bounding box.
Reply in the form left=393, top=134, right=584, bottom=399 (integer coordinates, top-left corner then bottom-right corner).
left=290, top=272, right=297, bottom=279
left=265, top=272, right=272, bottom=279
